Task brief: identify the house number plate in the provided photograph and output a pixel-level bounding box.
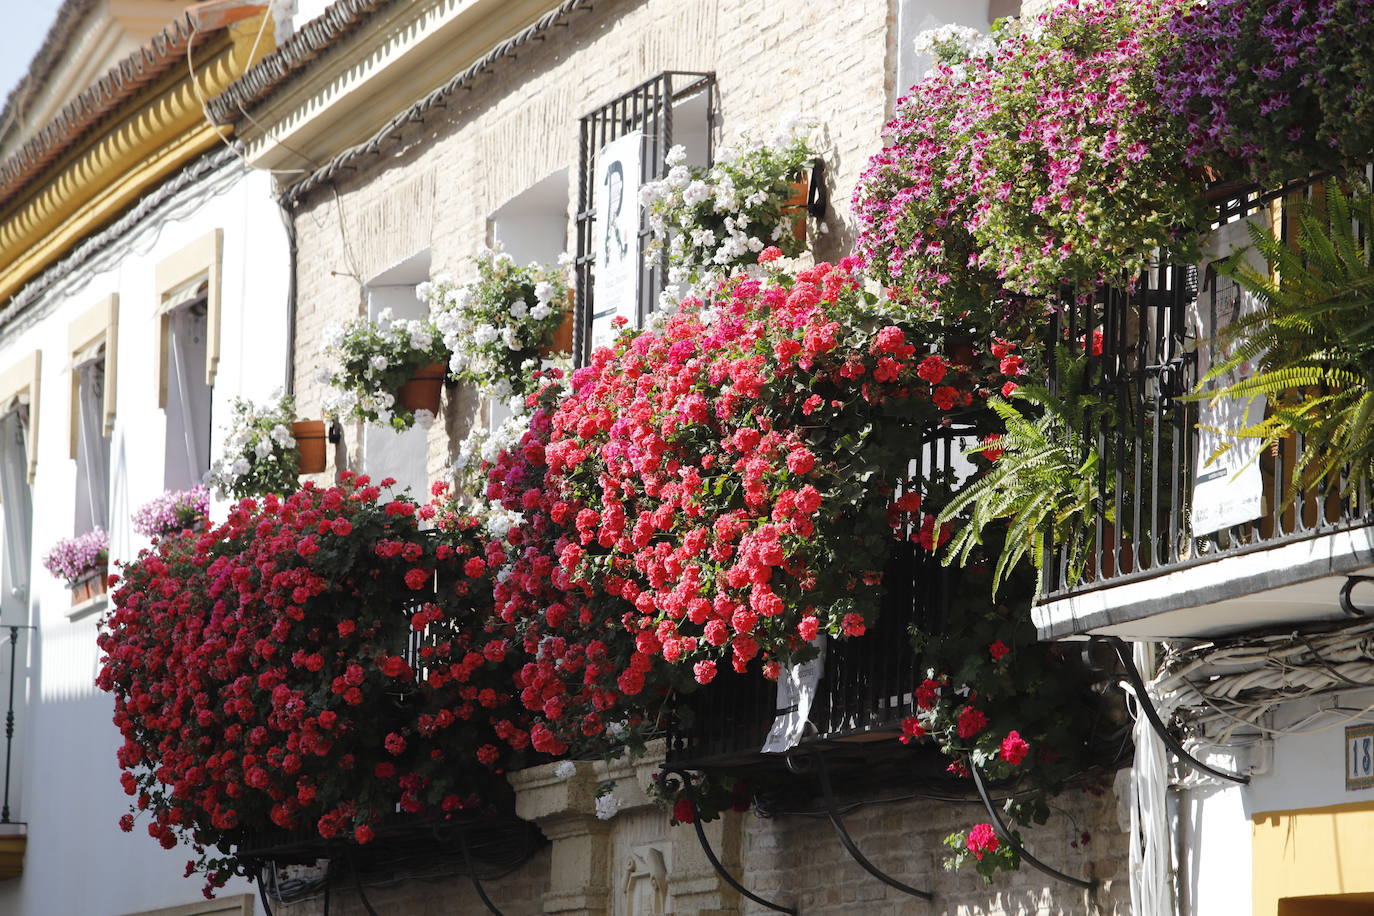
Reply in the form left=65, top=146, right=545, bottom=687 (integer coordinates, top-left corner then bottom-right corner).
left=1347, top=723, right=1374, bottom=791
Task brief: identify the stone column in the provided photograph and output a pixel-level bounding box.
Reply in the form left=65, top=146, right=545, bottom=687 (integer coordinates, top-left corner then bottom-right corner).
left=511, top=760, right=612, bottom=916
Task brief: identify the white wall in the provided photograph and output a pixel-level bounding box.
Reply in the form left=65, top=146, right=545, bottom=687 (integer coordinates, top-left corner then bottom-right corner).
left=363, top=252, right=432, bottom=501
left=1177, top=687, right=1374, bottom=916
left=894, top=0, right=1016, bottom=100
left=0, top=164, right=290, bottom=916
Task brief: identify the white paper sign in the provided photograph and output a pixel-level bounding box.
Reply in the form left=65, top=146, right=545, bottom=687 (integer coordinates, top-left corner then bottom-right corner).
left=762, top=636, right=825, bottom=753
left=1348, top=724, right=1374, bottom=791
left=1190, top=215, right=1269, bottom=536
left=592, top=130, right=642, bottom=349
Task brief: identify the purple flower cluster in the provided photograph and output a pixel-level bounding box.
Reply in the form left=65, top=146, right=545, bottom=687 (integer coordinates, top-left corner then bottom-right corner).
left=1158, top=0, right=1374, bottom=182
left=132, top=486, right=210, bottom=539
left=42, top=528, right=108, bottom=585
left=854, top=0, right=1206, bottom=303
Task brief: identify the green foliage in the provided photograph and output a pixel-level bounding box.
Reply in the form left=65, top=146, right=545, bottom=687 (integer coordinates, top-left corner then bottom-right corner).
left=937, top=353, right=1109, bottom=595
left=1199, top=180, right=1374, bottom=502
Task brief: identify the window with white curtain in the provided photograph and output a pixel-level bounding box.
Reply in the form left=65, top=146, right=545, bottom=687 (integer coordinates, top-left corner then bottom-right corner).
left=162, top=286, right=213, bottom=492
left=0, top=408, right=33, bottom=621
left=73, top=347, right=110, bottom=534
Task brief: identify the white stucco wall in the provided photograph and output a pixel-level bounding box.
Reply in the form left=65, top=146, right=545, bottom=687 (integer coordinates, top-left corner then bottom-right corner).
left=0, top=162, right=290, bottom=916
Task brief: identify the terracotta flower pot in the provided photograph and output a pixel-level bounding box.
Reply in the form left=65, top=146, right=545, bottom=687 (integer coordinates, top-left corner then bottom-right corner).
left=540, top=309, right=575, bottom=358
left=71, top=568, right=108, bottom=606
left=395, top=362, right=447, bottom=415
left=784, top=174, right=810, bottom=242
left=292, top=420, right=327, bottom=474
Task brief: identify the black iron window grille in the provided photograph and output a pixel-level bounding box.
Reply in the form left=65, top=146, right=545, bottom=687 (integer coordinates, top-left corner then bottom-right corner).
left=1042, top=174, right=1374, bottom=600
left=573, top=71, right=716, bottom=366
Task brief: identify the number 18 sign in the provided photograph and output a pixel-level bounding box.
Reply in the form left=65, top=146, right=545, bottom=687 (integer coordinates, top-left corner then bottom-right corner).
left=1348, top=724, right=1374, bottom=791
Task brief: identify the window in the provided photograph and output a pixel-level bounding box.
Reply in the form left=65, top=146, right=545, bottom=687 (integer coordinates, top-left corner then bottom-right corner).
left=156, top=232, right=222, bottom=491
left=161, top=284, right=213, bottom=491
left=574, top=72, right=715, bottom=363
left=69, top=295, right=117, bottom=533
left=0, top=352, right=40, bottom=622
left=487, top=169, right=570, bottom=428
left=362, top=251, right=432, bottom=498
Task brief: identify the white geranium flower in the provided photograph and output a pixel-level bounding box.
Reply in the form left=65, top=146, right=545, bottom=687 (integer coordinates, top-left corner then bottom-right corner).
left=232, top=457, right=251, bottom=475
left=534, top=281, right=555, bottom=304
left=554, top=760, right=577, bottom=780
left=253, top=439, right=274, bottom=459
left=370, top=355, right=389, bottom=372
left=415, top=281, right=434, bottom=302
left=376, top=308, right=394, bottom=325
left=502, top=327, right=522, bottom=351
left=530, top=302, right=552, bottom=321
left=665, top=144, right=688, bottom=167
left=509, top=299, right=529, bottom=319
left=594, top=793, right=620, bottom=820
left=473, top=325, right=499, bottom=345
left=269, top=424, right=294, bottom=446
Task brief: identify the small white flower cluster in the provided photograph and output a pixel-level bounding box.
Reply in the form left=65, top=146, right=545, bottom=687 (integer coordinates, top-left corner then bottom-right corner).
left=594, top=790, right=620, bottom=820
left=426, top=245, right=572, bottom=397
left=640, top=115, right=819, bottom=304
left=318, top=307, right=446, bottom=431
left=554, top=760, right=577, bottom=780
left=912, top=23, right=1000, bottom=79
left=209, top=393, right=301, bottom=499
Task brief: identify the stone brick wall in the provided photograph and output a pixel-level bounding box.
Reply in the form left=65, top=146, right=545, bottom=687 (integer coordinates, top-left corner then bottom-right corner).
left=290, top=0, right=894, bottom=481
left=269, top=750, right=1131, bottom=916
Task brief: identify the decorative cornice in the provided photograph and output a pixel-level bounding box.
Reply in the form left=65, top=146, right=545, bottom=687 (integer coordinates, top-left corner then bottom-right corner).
left=0, top=17, right=273, bottom=308
left=0, top=0, right=100, bottom=152
left=226, top=0, right=564, bottom=176
left=279, top=0, right=592, bottom=206
left=206, top=0, right=396, bottom=126
left=0, top=2, right=270, bottom=209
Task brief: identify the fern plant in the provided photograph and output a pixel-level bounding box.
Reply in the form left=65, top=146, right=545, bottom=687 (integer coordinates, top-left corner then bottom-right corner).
left=1199, top=179, right=1374, bottom=504
left=936, top=353, right=1111, bottom=596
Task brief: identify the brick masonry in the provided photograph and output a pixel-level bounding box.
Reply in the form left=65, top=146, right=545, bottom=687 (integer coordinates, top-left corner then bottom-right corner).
left=290, top=0, right=893, bottom=480
left=283, top=0, right=1130, bottom=913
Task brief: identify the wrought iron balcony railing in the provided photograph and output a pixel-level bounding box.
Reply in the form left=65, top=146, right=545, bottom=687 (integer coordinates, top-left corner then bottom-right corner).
left=1040, top=176, right=1374, bottom=611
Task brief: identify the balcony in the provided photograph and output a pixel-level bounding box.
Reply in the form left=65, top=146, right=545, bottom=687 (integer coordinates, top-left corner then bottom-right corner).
left=1033, top=178, right=1374, bottom=641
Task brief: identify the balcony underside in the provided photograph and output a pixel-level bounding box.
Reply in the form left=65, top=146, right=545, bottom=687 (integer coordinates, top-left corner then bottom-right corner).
left=1034, top=521, right=1374, bottom=640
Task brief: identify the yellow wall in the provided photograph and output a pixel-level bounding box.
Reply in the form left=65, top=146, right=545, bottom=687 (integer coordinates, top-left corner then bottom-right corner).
left=1253, top=802, right=1374, bottom=916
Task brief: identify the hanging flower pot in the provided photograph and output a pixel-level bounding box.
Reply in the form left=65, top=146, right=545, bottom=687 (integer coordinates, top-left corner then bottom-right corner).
left=396, top=362, right=447, bottom=415
left=292, top=420, right=327, bottom=474
left=784, top=174, right=810, bottom=242
left=783, top=159, right=827, bottom=243
left=540, top=304, right=575, bottom=359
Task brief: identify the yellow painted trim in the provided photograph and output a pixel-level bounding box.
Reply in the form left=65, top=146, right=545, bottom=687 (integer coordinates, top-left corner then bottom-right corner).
left=0, top=14, right=275, bottom=307
left=154, top=229, right=222, bottom=408
left=67, top=295, right=119, bottom=459
left=0, top=351, right=42, bottom=484
left=1252, top=801, right=1374, bottom=916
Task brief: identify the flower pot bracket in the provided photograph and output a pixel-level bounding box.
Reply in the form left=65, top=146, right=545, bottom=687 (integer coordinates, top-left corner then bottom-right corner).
left=1094, top=636, right=1249, bottom=785
left=659, top=767, right=798, bottom=915
left=795, top=747, right=935, bottom=901
left=966, top=761, right=1096, bottom=891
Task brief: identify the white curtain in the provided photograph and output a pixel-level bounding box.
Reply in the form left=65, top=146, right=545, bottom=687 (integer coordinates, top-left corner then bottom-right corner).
left=163, top=306, right=211, bottom=491
left=0, top=410, right=32, bottom=621
left=75, top=358, right=110, bottom=533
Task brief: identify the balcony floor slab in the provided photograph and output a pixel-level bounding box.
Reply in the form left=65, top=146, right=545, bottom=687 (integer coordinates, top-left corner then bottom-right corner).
left=1034, top=522, right=1374, bottom=640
